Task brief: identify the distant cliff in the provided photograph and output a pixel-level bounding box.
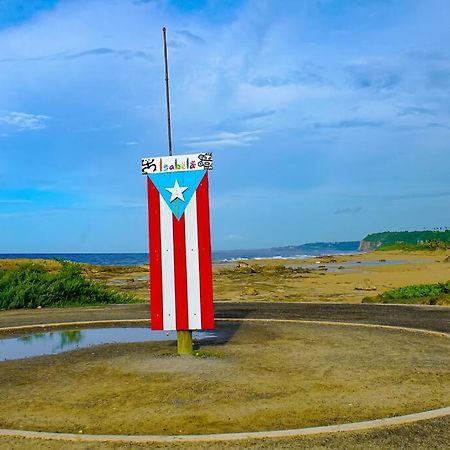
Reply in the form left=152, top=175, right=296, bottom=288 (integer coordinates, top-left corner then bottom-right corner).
left=359, top=230, right=450, bottom=251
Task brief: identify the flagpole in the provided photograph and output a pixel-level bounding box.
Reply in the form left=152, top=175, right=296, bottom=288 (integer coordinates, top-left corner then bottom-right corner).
left=162, top=27, right=173, bottom=157
left=162, top=26, right=193, bottom=355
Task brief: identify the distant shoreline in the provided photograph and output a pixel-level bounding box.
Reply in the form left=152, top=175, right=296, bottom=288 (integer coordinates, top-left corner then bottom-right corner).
left=0, top=242, right=361, bottom=266
left=0, top=245, right=358, bottom=266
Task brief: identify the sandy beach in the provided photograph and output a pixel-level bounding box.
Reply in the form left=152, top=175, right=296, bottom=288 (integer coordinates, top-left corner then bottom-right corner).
left=61, top=250, right=449, bottom=304
left=213, top=250, right=450, bottom=303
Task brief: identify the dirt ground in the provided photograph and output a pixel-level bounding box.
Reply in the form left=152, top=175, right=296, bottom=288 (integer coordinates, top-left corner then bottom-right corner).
left=0, top=321, right=448, bottom=436
left=1, top=416, right=450, bottom=450
left=0, top=251, right=449, bottom=449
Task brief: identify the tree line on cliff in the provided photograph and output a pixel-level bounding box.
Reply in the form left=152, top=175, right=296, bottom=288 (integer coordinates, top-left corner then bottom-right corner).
left=359, top=230, right=450, bottom=251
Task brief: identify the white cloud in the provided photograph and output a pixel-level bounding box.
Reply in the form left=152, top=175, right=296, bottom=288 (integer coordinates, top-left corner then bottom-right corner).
left=0, top=112, right=50, bottom=131
left=184, top=130, right=262, bottom=148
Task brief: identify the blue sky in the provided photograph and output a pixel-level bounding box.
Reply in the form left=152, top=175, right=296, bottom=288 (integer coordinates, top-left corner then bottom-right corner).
left=0, top=0, right=449, bottom=252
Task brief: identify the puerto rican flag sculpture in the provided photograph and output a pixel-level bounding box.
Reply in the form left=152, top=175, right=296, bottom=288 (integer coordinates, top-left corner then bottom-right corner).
left=142, top=153, right=214, bottom=331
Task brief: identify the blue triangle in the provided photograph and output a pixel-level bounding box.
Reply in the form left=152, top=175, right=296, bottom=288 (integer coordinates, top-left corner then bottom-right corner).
left=148, top=171, right=206, bottom=220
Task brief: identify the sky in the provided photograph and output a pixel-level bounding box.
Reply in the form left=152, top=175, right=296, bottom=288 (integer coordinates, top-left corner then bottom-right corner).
left=0, top=0, right=449, bottom=252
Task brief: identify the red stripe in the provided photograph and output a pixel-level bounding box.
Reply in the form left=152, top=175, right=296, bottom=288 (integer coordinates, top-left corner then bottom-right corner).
left=196, top=172, right=215, bottom=329
left=173, top=213, right=189, bottom=330
left=147, top=177, right=163, bottom=330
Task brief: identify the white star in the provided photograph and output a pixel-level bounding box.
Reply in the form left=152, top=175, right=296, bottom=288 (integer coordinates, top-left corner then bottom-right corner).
left=165, top=179, right=188, bottom=202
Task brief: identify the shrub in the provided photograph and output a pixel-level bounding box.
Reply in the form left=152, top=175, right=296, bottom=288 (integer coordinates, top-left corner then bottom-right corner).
left=0, top=261, right=136, bottom=310
left=363, top=281, right=450, bottom=306
left=378, top=281, right=450, bottom=300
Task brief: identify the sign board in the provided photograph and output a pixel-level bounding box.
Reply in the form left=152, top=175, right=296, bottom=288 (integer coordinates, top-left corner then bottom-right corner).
left=143, top=152, right=214, bottom=331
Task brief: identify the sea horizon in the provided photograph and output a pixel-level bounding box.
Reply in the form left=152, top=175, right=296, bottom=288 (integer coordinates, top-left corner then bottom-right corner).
left=0, top=241, right=361, bottom=265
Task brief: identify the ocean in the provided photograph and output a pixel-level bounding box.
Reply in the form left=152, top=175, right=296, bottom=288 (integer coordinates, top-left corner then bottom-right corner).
left=0, top=241, right=360, bottom=266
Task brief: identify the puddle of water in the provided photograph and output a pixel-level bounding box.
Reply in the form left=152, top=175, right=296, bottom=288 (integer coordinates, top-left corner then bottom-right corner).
left=106, top=279, right=128, bottom=285
left=0, top=327, right=220, bottom=361
left=106, top=276, right=149, bottom=286
left=286, top=259, right=431, bottom=272
left=134, top=276, right=149, bottom=282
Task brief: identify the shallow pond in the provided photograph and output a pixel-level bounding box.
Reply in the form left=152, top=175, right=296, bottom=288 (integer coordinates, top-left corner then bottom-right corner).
left=0, top=327, right=220, bottom=361
left=286, top=259, right=432, bottom=273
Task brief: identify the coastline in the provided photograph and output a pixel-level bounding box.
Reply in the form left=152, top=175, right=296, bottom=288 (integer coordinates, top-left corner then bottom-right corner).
left=1, top=250, right=448, bottom=305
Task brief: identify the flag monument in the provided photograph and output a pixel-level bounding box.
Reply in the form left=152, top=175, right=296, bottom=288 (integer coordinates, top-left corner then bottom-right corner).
left=142, top=153, right=215, bottom=354
left=142, top=28, right=215, bottom=355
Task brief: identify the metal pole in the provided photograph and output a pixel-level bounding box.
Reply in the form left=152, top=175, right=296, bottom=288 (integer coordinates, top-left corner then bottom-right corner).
left=162, top=27, right=173, bottom=157
left=162, top=27, right=193, bottom=355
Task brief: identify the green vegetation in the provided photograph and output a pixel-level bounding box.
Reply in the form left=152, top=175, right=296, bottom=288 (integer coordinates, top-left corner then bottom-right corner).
left=376, top=241, right=450, bottom=251
left=363, top=281, right=450, bottom=306
left=0, top=258, right=147, bottom=276
left=0, top=261, right=137, bottom=310
left=361, top=230, right=450, bottom=251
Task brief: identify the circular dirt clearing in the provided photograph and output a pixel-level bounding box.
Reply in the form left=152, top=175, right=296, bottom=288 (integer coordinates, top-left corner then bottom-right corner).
left=0, top=320, right=449, bottom=435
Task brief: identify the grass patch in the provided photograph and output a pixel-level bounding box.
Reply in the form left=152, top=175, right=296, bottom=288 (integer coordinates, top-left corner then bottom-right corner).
left=363, top=281, right=450, bottom=306
left=0, top=261, right=137, bottom=310
left=0, top=258, right=61, bottom=271
left=0, top=259, right=148, bottom=277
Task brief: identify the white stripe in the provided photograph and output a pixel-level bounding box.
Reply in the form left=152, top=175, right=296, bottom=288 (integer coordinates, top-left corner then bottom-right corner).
left=160, top=196, right=176, bottom=330
left=184, top=195, right=202, bottom=329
